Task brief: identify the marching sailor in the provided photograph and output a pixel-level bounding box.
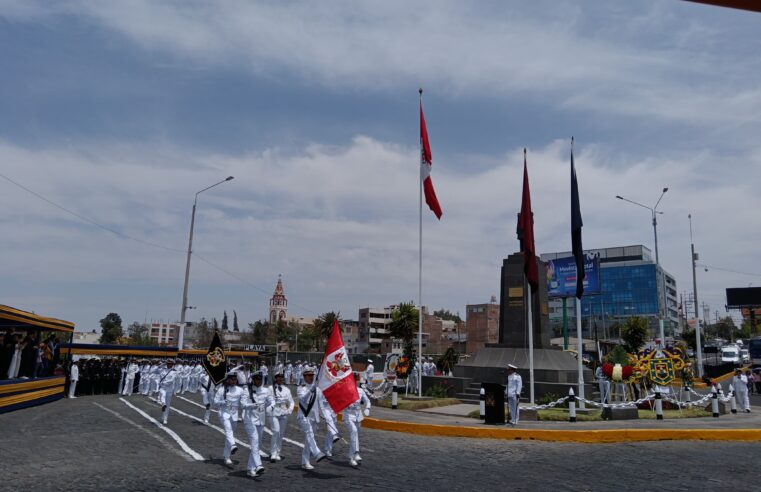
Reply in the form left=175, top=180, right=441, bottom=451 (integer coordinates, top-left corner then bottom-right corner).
left=138, top=360, right=150, bottom=395
left=320, top=389, right=341, bottom=457
left=158, top=360, right=177, bottom=425
left=505, top=364, right=522, bottom=426
left=364, top=358, right=375, bottom=386
left=296, top=368, right=326, bottom=470
left=284, top=361, right=293, bottom=385
left=269, top=372, right=294, bottom=462
left=214, top=372, right=243, bottom=465
left=199, top=368, right=213, bottom=423
left=241, top=371, right=275, bottom=477
left=149, top=360, right=161, bottom=395
left=122, top=358, right=139, bottom=396
left=344, top=372, right=371, bottom=467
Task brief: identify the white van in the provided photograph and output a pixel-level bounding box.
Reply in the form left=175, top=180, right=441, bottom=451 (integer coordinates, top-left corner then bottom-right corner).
left=721, top=345, right=741, bottom=366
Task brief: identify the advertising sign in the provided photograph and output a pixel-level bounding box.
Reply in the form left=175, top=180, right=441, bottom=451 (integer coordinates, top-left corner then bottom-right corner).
left=545, top=253, right=601, bottom=298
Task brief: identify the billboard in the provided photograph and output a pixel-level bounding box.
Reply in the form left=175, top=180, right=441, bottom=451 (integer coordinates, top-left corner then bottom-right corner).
left=545, top=253, right=601, bottom=298
left=726, top=287, right=761, bottom=308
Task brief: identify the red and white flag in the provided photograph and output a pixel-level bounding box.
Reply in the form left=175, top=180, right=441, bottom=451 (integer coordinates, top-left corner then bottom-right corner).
left=317, top=320, right=359, bottom=413
left=420, top=100, right=443, bottom=219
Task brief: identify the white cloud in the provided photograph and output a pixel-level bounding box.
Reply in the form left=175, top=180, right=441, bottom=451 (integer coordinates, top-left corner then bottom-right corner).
left=1, top=135, right=759, bottom=330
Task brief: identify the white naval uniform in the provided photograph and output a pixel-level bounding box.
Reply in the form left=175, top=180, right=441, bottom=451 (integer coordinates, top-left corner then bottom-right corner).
left=201, top=373, right=215, bottom=422
left=595, top=366, right=610, bottom=404
left=69, top=364, right=79, bottom=398
left=270, top=382, right=294, bottom=459
left=320, top=393, right=340, bottom=455
left=189, top=365, right=202, bottom=393
left=242, top=384, right=275, bottom=472
left=260, top=364, right=269, bottom=385
left=138, top=364, right=150, bottom=394
left=733, top=375, right=750, bottom=412
left=158, top=367, right=177, bottom=424
left=505, top=372, right=523, bottom=425
left=343, top=386, right=371, bottom=463
left=123, top=362, right=139, bottom=396
left=297, top=383, right=322, bottom=466
left=149, top=365, right=160, bottom=394
left=284, top=364, right=293, bottom=384
left=364, top=363, right=375, bottom=385
left=214, top=384, right=243, bottom=460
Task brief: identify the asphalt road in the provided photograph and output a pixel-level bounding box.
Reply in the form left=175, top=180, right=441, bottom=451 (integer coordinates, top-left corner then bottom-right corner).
left=0, top=391, right=755, bottom=491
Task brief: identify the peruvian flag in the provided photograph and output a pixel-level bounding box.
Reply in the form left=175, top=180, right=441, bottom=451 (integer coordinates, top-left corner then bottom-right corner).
left=420, top=100, right=443, bottom=219
left=317, top=320, right=360, bottom=413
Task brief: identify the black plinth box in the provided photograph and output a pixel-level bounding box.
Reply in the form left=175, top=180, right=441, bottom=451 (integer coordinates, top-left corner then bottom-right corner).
left=482, top=382, right=505, bottom=425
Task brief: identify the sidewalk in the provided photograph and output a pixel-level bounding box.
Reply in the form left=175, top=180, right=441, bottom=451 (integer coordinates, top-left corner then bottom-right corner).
left=363, top=403, right=761, bottom=442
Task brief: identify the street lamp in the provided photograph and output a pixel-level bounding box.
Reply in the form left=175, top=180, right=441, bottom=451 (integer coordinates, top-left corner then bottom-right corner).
left=616, top=187, right=669, bottom=342
left=688, top=214, right=704, bottom=377
left=178, top=176, right=234, bottom=348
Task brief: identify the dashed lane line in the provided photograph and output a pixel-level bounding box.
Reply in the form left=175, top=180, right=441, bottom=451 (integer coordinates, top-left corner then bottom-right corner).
left=93, top=402, right=195, bottom=462
left=119, top=397, right=204, bottom=461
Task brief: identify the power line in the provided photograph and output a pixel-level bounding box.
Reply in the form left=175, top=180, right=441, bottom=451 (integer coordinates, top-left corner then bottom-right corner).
left=0, top=172, right=320, bottom=316
left=698, top=263, right=761, bottom=278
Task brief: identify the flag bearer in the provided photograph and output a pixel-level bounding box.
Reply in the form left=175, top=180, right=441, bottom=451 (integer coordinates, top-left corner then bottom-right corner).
left=344, top=372, right=372, bottom=467
left=297, top=368, right=326, bottom=470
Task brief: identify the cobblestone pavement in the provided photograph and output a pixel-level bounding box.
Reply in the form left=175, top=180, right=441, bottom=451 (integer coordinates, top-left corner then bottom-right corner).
left=0, top=392, right=754, bottom=491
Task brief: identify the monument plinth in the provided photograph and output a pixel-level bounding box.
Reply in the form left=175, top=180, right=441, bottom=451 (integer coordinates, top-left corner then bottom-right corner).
left=455, top=252, right=594, bottom=399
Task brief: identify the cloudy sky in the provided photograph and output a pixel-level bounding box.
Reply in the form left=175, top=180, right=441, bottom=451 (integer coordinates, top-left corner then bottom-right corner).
left=1, top=0, right=760, bottom=332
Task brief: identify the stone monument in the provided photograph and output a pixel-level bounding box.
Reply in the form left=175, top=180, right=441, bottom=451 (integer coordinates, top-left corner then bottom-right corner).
left=455, top=252, right=594, bottom=399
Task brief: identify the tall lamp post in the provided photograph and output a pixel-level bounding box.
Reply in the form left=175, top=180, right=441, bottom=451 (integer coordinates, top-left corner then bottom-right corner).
left=178, top=176, right=234, bottom=348
left=688, top=214, right=704, bottom=377
left=616, top=188, right=669, bottom=342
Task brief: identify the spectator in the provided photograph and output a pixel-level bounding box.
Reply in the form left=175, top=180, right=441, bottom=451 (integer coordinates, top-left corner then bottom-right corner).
left=19, top=335, right=36, bottom=378
left=6, top=334, right=23, bottom=379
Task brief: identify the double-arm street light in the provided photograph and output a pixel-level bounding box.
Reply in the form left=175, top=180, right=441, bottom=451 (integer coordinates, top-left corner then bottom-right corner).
left=178, top=176, right=234, bottom=348
left=616, top=187, right=669, bottom=342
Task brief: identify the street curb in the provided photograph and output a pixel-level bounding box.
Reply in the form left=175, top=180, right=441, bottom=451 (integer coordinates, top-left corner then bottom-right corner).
left=361, top=418, right=761, bottom=443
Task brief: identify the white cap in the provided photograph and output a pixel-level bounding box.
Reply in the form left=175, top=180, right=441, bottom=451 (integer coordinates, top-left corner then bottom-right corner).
left=507, top=364, right=517, bottom=370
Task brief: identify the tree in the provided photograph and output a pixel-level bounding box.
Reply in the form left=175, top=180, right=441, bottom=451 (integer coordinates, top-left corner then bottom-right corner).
left=297, top=325, right=317, bottom=351
left=620, top=316, right=649, bottom=353
left=193, top=318, right=218, bottom=349
left=681, top=326, right=698, bottom=352
left=222, top=311, right=229, bottom=331
left=233, top=310, right=239, bottom=332
left=99, top=313, right=123, bottom=344
left=313, top=311, right=341, bottom=350
left=127, top=322, right=156, bottom=346
left=212, top=317, right=219, bottom=331
left=248, top=320, right=270, bottom=345
left=712, top=316, right=737, bottom=341
left=433, top=309, right=462, bottom=323
left=389, top=303, right=419, bottom=360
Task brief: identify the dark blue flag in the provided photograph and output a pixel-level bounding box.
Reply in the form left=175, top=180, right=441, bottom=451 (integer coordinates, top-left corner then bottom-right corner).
left=571, top=138, right=584, bottom=299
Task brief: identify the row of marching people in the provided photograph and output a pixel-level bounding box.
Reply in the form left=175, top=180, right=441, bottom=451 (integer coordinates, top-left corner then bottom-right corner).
left=214, top=366, right=371, bottom=479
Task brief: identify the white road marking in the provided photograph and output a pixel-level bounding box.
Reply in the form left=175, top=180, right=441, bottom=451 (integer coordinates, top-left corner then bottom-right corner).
left=119, top=398, right=204, bottom=461
left=93, top=402, right=194, bottom=462
left=174, top=395, right=306, bottom=449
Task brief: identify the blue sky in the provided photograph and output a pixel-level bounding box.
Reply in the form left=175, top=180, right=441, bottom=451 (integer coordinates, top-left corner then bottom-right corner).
left=1, top=0, right=760, bottom=332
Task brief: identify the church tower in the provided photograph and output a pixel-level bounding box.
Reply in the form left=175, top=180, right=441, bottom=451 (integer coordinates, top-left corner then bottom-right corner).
left=269, top=274, right=288, bottom=324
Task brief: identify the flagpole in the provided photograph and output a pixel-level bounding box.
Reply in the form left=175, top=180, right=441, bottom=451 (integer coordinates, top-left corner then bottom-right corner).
left=571, top=137, right=585, bottom=409
left=418, top=88, right=424, bottom=399
left=576, top=297, right=585, bottom=409
left=524, top=149, right=535, bottom=405
left=527, top=280, right=535, bottom=405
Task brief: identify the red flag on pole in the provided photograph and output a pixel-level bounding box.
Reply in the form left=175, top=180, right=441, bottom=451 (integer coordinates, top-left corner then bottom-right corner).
left=517, top=149, right=538, bottom=291
left=317, top=320, right=359, bottom=413
left=420, top=100, right=443, bottom=219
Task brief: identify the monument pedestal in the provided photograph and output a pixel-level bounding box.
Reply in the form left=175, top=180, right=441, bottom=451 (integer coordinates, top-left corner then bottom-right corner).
left=454, top=346, right=595, bottom=400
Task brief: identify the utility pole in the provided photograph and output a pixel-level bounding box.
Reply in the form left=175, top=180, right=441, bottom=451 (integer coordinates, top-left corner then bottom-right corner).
left=688, top=214, right=703, bottom=377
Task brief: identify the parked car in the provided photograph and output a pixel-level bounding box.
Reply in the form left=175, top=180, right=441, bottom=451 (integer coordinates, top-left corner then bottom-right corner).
left=741, top=348, right=750, bottom=364
left=721, top=345, right=741, bottom=366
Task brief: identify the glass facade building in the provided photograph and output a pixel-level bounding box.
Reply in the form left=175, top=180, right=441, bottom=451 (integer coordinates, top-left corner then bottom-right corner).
left=542, top=245, right=678, bottom=339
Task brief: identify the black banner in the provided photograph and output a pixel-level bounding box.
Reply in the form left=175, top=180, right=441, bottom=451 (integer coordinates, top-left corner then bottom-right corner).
left=203, top=331, right=227, bottom=385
